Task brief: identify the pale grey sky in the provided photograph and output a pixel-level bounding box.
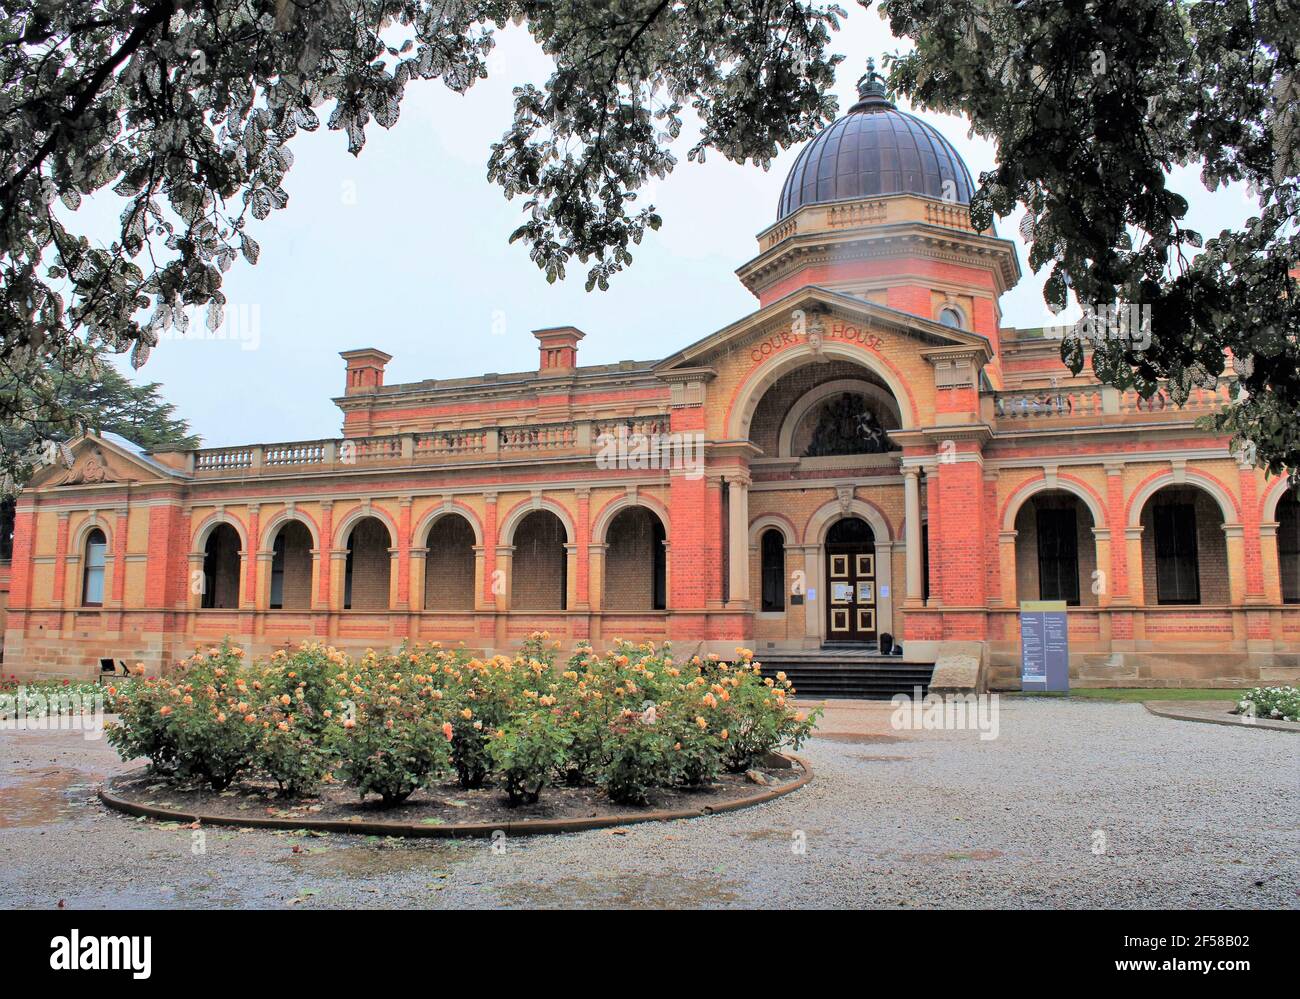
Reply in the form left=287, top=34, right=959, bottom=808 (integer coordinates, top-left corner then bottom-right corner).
left=101, top=8, right=1256, bottom=449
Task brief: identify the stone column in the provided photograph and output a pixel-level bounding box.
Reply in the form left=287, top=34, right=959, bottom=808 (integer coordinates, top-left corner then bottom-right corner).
left=188, top=551, right=206, bottom=610
left=874, top=539, right=895, bottom=639
left=588, top=543, right=607, bottom=612
left=903, top=467, right=923, bottom=602
left=997, top=530, right=1018, bottom=605
left=409, top=546, right=428, bottom=613
left=726, top=476, right=750, bottom=607
left=256, top=548, right=274, bottom=610
left=800, top=543, right=821, bottom=649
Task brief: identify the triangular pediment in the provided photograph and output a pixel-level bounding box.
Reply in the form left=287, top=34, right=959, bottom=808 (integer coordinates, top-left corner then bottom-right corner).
left=25, top=432, right=183, bottom=489
left=654, top=286, right=991, bottom=373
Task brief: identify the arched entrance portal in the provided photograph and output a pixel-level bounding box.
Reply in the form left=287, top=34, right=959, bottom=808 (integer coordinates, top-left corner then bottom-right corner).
left=825, top=517, right=877, bottom=644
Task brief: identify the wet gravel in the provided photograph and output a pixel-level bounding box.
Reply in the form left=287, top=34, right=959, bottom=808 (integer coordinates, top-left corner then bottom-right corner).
left=0, top=698, right=1295, bottom=909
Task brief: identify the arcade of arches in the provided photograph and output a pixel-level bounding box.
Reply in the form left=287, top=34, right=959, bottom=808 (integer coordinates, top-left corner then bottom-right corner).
left=4, top=71, right=1300, bottom=689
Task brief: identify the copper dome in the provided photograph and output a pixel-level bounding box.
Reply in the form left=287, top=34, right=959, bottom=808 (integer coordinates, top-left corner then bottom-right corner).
left=777, top=62, right=976, bottom=220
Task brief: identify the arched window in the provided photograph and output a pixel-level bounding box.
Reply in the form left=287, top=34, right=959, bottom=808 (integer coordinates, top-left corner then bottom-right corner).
left=603, top=507, right=666, bottom=611
left=425, top=514, right=476, bottom=610
left=269, top=520, right=313, bottom=610
left=512, top=510, right=567, bottom=611
left=1278, top=489, right=1299, bottom=604
left=201, top=524, right=242, bottom=609
left=82, top=528, right=107, bottom=606
left=938, top=307, right=964, bottom=329
left=1013, top=492, right=1097, bottom=607
left=1140, top=486, right=1228, bottom=606
left=344, top=517, right=391, bottom=610
left=760, top=529, right=785, bottom=612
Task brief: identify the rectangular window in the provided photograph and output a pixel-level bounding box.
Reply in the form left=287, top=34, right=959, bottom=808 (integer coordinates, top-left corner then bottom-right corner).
left=83, top=533, right=107, bottom=606
left=1153, top=503, right=1200, bottom=604
left=1036, top=507, right=1080, bottom=605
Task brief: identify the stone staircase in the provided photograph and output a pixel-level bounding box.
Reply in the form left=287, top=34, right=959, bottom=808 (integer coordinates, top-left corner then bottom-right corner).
left=759, top=647, right=935, bottom=700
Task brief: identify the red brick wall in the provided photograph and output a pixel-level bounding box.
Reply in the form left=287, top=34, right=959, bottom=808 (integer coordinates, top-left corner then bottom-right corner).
left=425, top=515, right=475, bottom=610
left=512, top=511, right=566, bottom=610
left=604, top=507, right=661, bottom=610
left=272, top=521, right=313, bottom=610
left=346, top=518, right=391, bottom=610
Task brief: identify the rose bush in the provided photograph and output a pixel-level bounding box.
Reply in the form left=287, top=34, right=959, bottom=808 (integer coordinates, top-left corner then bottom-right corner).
left=107, top=642, right=261, bottom=790
left=324, top=652, right=453, bottom=805
left=1236, top=685, right=1300, bottom=723
left=105, top=633, right=820, bottom=808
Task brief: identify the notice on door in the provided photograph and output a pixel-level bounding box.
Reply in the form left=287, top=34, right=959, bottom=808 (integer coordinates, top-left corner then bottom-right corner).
left=1019, top=600, right=1070, bottom=692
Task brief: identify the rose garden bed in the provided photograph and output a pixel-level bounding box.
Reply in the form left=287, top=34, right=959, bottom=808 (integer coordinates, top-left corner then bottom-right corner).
left=100, top=754, right=810, bottom=837
left=99, top=634, right=818, bottom=836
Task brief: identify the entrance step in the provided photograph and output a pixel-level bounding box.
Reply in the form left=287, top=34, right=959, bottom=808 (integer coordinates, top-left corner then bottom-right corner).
left=759, top=654, right=935, bottom=701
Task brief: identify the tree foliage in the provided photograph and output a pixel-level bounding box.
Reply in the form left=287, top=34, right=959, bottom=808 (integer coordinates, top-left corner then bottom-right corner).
left=880, top=0, right=1300, bottom=475
left=0, top=352, right=199, bottom=493
left=0, top=0, right=846, bottom=456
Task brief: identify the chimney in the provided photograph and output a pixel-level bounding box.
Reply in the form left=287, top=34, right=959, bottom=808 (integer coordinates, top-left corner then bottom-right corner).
left=533, top=327, right=584, bottom=374
left=340, top=348, right=392, bottom=394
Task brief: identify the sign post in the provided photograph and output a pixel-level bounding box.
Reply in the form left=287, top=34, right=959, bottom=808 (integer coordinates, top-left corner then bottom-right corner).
left=1019, top=600, right=1070, bottom=692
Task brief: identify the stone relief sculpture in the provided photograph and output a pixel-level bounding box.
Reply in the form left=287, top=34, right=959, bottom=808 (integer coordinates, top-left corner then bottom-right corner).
left=804, top=392, right=897, bottom=456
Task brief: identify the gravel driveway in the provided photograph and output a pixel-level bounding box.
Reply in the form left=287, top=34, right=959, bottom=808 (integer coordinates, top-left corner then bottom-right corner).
left=1, top=698, right=1295, bottom=909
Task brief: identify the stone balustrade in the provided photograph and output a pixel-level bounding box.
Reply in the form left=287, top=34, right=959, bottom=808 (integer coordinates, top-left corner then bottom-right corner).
left=180, top=416, right=669, bottom=477
left=993, top=380, right=1234, bottom=425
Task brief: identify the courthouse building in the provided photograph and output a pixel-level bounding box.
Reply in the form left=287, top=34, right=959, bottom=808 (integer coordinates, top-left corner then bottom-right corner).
left=3, top=69, right=1298, bottom=691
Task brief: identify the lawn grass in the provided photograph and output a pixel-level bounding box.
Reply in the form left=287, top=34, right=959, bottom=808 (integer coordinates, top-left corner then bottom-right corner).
left=1005, top=687, right=1248, bottom=702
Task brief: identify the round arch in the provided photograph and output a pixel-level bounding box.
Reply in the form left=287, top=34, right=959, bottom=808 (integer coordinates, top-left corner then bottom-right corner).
left=414, top=503, right=484, bottom=549
left=499, top=497, right=575, bottom=545
left=191, top=510, right=248, bottom=554
left=1002, top=474, right=1107, bottom=533
left=333, top=505, right=398, bottom=549
left=259, top=508, right=321, bottom=551
left=803, top=497, right=894, bottom=545
left=71, top=513, right=114, bottom=555
left=776, top=378, right=902, bottom=458
left=1261, top=475, right=1298, bottom=523
left=726, top=339, right=918, bottom=442
left=748, top=512, right=799, bottom=547
left=1126, top=470, right=1241, bottom=529
left=591, top=493, right=670, bottom=545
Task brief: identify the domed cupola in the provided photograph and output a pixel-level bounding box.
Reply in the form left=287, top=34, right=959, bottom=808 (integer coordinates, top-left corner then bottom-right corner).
left=776, top=59, right=975, bottom=220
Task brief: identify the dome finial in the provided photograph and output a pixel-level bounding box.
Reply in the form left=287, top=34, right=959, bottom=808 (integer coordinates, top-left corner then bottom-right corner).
left=851, top=56, right=893, bottom=110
